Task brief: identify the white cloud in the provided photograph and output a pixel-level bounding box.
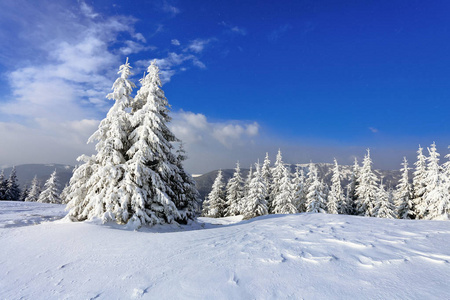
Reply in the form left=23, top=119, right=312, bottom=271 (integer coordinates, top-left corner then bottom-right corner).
left=268, top=24, right=293, bottom=42
left=137, top=52, right=206, bottom=84
left=369, top=127, right=379, bottom=133
left=186, top=39, right=212, bottom=53
left=159, top=1, right=180, bottom=16
left=219, top=21, right=247, bottom=36
left=171, top=39, right=181, bottom=46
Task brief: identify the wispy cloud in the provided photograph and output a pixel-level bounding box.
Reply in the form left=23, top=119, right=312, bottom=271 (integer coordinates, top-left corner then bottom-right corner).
left=171, top=39, right=181, bottom=46
left=0, top=1, right=149, bottom=166
left=369, top=127, right=379, bottom=133
left=185, top=38, right=213, bottom=53
left=157, top=0, right=181, bottom=16
left=138, top=52, right=206, bottom=84
left=219, top=21, right=247, bottom=36
left=268, top=24, right=293, bottom=42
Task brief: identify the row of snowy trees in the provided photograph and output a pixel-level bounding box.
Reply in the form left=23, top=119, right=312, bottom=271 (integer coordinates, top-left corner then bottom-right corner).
left=0, top=168, right=63, bottom=204
left=63, top=59, right=199, bottom=228
left=202, top=144, right=450, bottom=221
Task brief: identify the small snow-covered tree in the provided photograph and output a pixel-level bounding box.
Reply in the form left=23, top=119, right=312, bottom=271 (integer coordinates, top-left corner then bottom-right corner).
left=355, top=149, right=378, bottom=217
left=347, top=157, right=360, bottom=214
left=395, top=157, right=414, bottom=219
left=5, top=166, right=21, bottom=201
left=270, top=149, right=286, bottom=212
left=412, top=145, right=427, bottom=219
left=37, top=170, right=61, bottom=204
left=25, top=175, right=41, bottom=202
left=225, top=162, right=244, bottom=216
left=261, top=152, right=272, bottom=198
left=328, top=159, right=346, bottom=214
left=172, top=142, right=200, bottom=222
left=292, top=166, right=307, bottom=212
left=374, top=180, right=396, bottom=219
left=202, top=170, right=226, bottom=218
left=20, top=186, right=29, bottom=202
left=243, top=162, right=268, bottom=219
left=272, top=167, right=297, bottom=214
left=305, top=163, right=327, bottom=213
left=65, top=155, right=96, bottom=215
left=59, top=184, right=69, bottom=204
left=0, top=170, right=6, bottom=200
left=422, top=142, right=449, bottom=220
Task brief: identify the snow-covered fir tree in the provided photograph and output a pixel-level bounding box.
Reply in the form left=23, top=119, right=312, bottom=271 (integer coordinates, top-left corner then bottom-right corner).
left=118, top=60, right=196, bottom=226
left=25, top=175, right=41, bottom=202
left=422, top=142, right=448, bottom=220
left=5, top=166, right=21, bottom=201
left=67, top=59, right=134, bottom=222
left=270, top=149, right=286, bottom=212
left=37, top=170, right=61, bottom=204
left=20, top=186, right=29, bottom=202
left=224, top=162, right=244, bottom=216
left=243, top=164, right=253, bottom=198
left=412, top=145, right=427, bottom=219
left=292, top=166, right=307, bottom=212
left=67, top=59, right=198, bottom=227
left=328, top=159, right=346, bottom=214
left=261, top=153, right=272, bottom=201
left=395, top=157, right=414, bottom=219
left=202, top=170, right=226, bottom=218
left=305, top=163, right=327, bottom=213
left=0, top=170, right=6, bottom=200
left=373, top=180, right=396, bottom=219
left=172, top=142, right=200, bottom=222
left=347, top=157, right=360, bottom=215
left=243, top=162, right=268, bottom=219
left=65, top=155, right=96, bottom=212
left=355, top=149, right=378, bottom=216
left=272, top=167, right=297, bottom=214
left=59, top=184, right=70, bottom=204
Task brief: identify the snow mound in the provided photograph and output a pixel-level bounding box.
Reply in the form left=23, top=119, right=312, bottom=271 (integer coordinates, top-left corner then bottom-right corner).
left=1, top=202, right=449, bottom=299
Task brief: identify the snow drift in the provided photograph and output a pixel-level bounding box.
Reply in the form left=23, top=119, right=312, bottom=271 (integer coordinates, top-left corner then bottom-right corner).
left=0, top=201, right=449, bottom=299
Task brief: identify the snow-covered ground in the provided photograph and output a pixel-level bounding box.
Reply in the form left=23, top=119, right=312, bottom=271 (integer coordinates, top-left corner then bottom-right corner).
left=1, top=201, right=449, bottom=299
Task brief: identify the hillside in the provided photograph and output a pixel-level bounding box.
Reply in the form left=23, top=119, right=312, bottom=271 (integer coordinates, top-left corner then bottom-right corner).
left=1, top=201, right=449, bottom=299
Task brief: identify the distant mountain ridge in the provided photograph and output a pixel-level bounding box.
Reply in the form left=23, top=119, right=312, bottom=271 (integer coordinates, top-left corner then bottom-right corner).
left=1, top=164, right=74, bottom=193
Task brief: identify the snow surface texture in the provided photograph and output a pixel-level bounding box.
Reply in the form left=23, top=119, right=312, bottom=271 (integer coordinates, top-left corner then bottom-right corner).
left=1, top=202, right=450, bottom=299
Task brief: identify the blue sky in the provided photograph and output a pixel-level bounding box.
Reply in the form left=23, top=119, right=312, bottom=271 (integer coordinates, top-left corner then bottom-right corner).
left=1, top=0, right=450, bottom=173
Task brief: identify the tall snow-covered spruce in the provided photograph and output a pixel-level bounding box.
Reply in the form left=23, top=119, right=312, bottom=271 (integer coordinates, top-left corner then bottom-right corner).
left=355, top=149, right=379, bottom=216
left=66, top=59, right=199, bottom=227
left=243, top=162, right=269, bottom=219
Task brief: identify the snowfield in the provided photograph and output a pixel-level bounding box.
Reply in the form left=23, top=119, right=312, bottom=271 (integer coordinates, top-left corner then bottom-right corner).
left=1, top=202, right=449, bottom=299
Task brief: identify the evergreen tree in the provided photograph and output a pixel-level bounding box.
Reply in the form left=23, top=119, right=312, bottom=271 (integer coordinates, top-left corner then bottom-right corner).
left=272, top=167, right=297, bottom=214
left=328, top=159, right=345, bottom=214
left=261, top=153, right=272, bottom=201
left=305, top=163, right=327, bottom=213
left=172, top=142, right=200, bottom=222
left=20, top=186, right=29, bottom=202
left=373, top=180, right=396, bottom=219
left=412, top=145, right=427, bottom=219
left=37, top=170, right=62, bottom=204
left=241, top=165, right=253, bottom=213
left=395, top=157, right=414, bottom=219
left=202, top=170, right=226, bottom=218
left=243, top=162, right=268, bottom=219
left=0, top=170, right=6, bottom=200
left=347, top=157, right=360, bottom=214
left=25, top=175, right=41, bottom=202
left=355, top=149, right=378, bottom=216
left=5, top=166, right=21, bottom=201
left=292, top=166, right=307, bottom=212
left=225, top=162, right=244, bottom=216
left=59, top=183, right=70, bottom=204
left=270, top=149, right=286, bottom=212
left=67, top=59, right=135, bottom=223
left=422, top=142, right=448, bottom=220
